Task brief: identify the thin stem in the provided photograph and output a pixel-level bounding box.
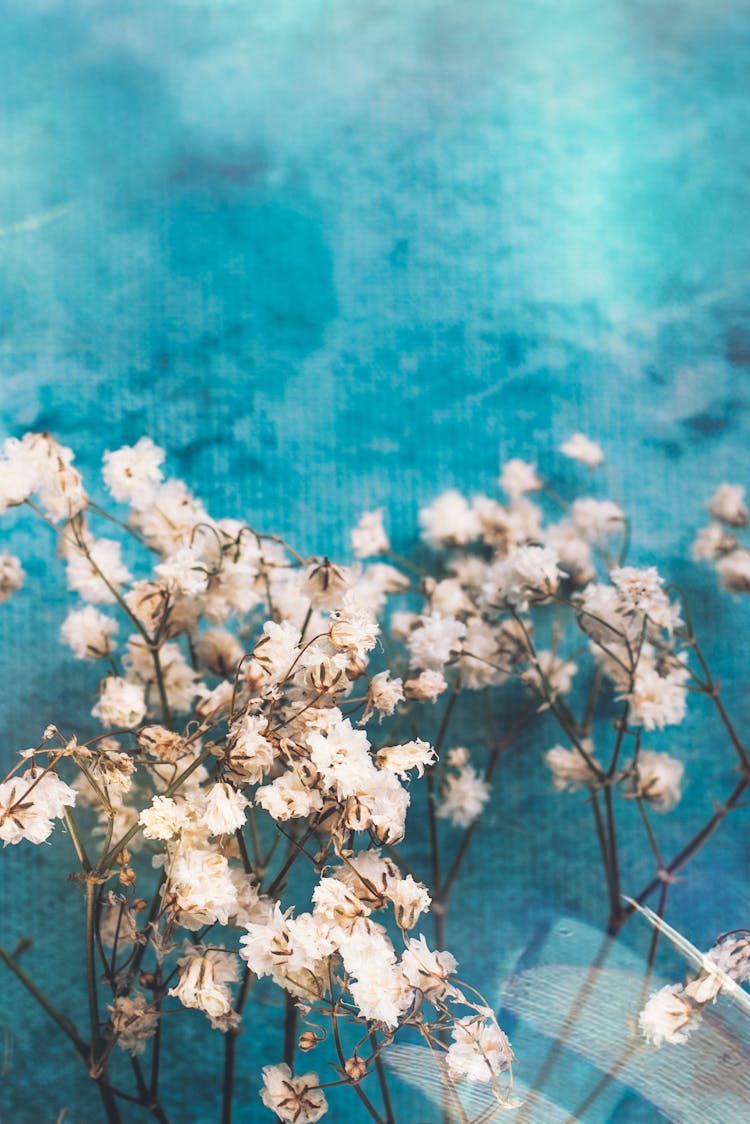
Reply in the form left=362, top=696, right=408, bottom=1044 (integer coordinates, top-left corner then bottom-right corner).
left=368, top=1030, right=396, bottom=1124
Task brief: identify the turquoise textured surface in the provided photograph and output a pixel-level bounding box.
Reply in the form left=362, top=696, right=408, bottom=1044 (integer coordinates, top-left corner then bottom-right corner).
left=0, top=2, right=749, bottom=1120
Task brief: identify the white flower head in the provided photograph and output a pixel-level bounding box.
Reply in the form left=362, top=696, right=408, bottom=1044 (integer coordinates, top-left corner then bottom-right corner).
left=102, top=438, right=165, bottom=509
left=92, top=678, right=147, bottom=729
left=638, top=984, right=696, bottom=1047
left=630, top=750, right=684, bottom=812
left=407, top=613, right=466, bottom=671
left=446, top=1011, right=513, bottom=1083
left=203, top=782, right=248, bottom=836
left=0, top=554, right=24, bottom=603
left=560, top=433, right=604, bottom=468
left=419, top=490, right=481, bottom=548
left=260, top=1063, right=327, bottom=1124
left=351, top=509, right=390, bottom=558
left=376, top=739, right=436, bottom=779
left=499, top=458, right=541, bottom=500
left=0, top=768, right=76, bottom=846
left=708, top=483, right=748, bottom=527
left=438, top=766, right=490, bottom=828
left=61, top=605, right=118, bottom=660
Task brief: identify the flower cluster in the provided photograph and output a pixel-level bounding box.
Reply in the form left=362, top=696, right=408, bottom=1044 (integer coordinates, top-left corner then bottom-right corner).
left=0, top=428, right=744, bottom=1123
left=693, top=483, right=750, bottom=593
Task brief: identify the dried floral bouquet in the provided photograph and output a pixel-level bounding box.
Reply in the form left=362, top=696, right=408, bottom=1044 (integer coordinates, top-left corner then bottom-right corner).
left=0, top=431, right=748, bottom=1122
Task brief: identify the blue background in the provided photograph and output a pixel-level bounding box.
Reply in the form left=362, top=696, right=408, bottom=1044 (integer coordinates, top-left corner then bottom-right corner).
left=0, top=1, right=748, bottom=1120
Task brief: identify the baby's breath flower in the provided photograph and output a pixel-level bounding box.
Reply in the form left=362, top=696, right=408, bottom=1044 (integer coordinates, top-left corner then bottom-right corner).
left=446, top=1011, right=513, bottom=1082
left=627, top=750, right=684, bottom=812
left=438, top=766, right=490, bottom=828
left=708, top=483, right=748, bottom=527
left=376, top=739, right=436, bottom=779
left=716, top=548, right=750, bottom=593
left=0, top=767, right=76, bottom=845
left=61, top=605, right=118, bottom=659
left=638, top=984, right=696, bottom=1046
left=559, top=433, right=604, bottom=467
left=419, top=490, right=481, bottom=548
left=92, top=677, right=147, bottom=729
left=545, top=744, right=598, bottom=792
left=102, top=438, right=165, bottom=508
left=351, top=509, right=390, bottom=559
left=404, top=669, right=448, bottom=701
left=66, top=538, right=132, bottom=605
left=400, top=934, right=458, bottom=1002
left=0, top=553, right=24, bottom=603
left=260, top=1064, right=327, bottom=1124
left=109, top=993, right=159, bottom=1056
left=499, top=458, right=541, bottom=500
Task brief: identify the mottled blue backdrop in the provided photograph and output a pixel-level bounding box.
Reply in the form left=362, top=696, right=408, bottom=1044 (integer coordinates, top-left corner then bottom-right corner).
left=1, top=2, right=749, bottom=1121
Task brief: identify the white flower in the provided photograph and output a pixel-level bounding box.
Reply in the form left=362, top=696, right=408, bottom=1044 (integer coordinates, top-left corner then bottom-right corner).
left=0, top=436, right=42, bottom=512
left=638, top=984, right=696, bottom=1046
left=92, top=677, right=147, bottom=728
left=388, top=875, right=431, bottom=929
left=102, top=438, right=165, bottom=508
left=376, top=739, right=436, bottom=779
left=545, top=745, right=598, bottom=792
left=628, top=667, right=686, bottom=731
left=407, top=613, right=466, bottom=670
left=92, top=677, right=147, bottom=729
left=499, top=458, right=541, bottom=500
left=132, top=479, right=209, bottom=555
left=168, top=847, right=238, bottom=930
left=544, top=521, right=595, bottom=586
left=308, top=719, right=375, bottom=800
left=169, top=944, right=239, bottom=1022
left=260, top=1064, right=327, bottom=1124
left=716, top=549, right=750, bottom=593
left=203, top=782, right=248, bottom=835
left=0, top=767, right=76, bottom=845
left=66, top=538, right=132, bottom=605
left=400, top=935, right=458, bottom=1002
left=367, top=671, right=404, bottom=717
left=109, top=993, right=159, bottom=1056
left=630, top=750, right=684, bottom=812
left=252, top=620, right=301, bottom=681
left=0, top=554, right=24, bottom=603
left=351, top=509, right=390, bottom=558
left=446, top=1011, right=513, bottom=1083
left=459, top=617, right=506, bottom=690
left=365, top=770, right=411, bottom=844
left=524, top=650, right=577, bottom=699
left=706, top=936, right=750, bottom=985
left=560, top=433, right=604, bottom=468
left=61, top=606, right=118, bottom=659
left=610, top=566, right=675, bottom=631
left=691, top=522, right=735, bottom=562
left=255, top=771, right=323, bottom=821
left=570, top=499, right=625, bottom=544
left=339, top=927, right=414, bottom=1027
left=486, top=545, right=562, bottom=610
left=328, top=601, right=379, bottom=658
left=708, top=483, right=748, bottom=527
left=334, top=849, right=399, bottom=908
left=438, top=766, right=490, bottom=828
left=226, top=713, right=276, bottom=785
left=139, top=795, right=187, bottom=841
left=404, top=669, right=448, bottom=701
left=419, top=490, right=481, bottom=548
left=155, top=546, right=210, bottom=598
left=195, top=628, right=245, bottom=678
